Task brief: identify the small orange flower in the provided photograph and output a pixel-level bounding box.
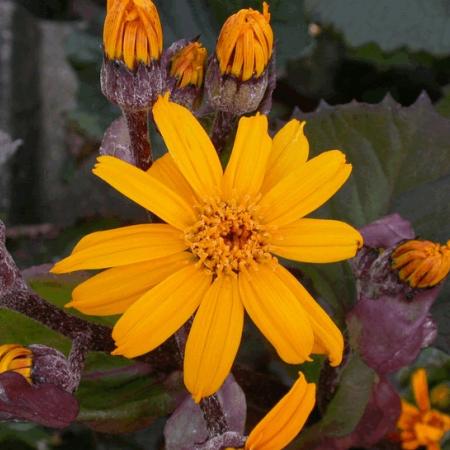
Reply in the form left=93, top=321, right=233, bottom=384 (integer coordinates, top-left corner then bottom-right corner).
left=397, top=369, right=450, bottom=450
left=103, top=0, right=163, bottom=70
left=170, top=42, right=208, bottom=88
left=392, top=239, right=450, bottom=288
left=216, top=2, right=273, bottom=81
left=0, top=344, right=33, bottom=383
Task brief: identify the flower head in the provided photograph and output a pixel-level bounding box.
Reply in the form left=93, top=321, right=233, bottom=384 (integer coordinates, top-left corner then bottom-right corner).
left=397, top=368, right=450, bottom=450
left=392, top=239, right=450, bottom=288
left=52, top=95, right=362, bottom=402
left=103, top=0, right=163, bottom=70
left=228, top=373, right=315, bottom=450
left=216, top=2, right=273, bottom=81
left=0, top=344, right=33, bottom=383
left=170, top=42, right=207, bottom=89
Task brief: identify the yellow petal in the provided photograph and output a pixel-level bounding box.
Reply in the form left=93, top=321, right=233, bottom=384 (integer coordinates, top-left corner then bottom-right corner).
left=239, top=264, right=314, bottom=364
left=270, top=218, right=363, bottom=263
left=259, top=150, right=352, bottom=227
left=148, top=152, right=198, bottom=204
left=68, top=252, right=194, bottom=316
left=93, top=155, right=197, bottom=230
left=51, top=224, right=186, bottom=273
left=245, top=372, right=316, bottom=450
left=222, top=114, right=272, bottom=203
left=184, top=275, right=244, bottom=403
left=112, top=264, right=212, bottom=358
left=152, top=95, right=223, bottom=199
left=261, top=119, right=309, bottom=193
left=274, top=264, right=344, bottom=366
left=412, top=368, right=431, bottom=412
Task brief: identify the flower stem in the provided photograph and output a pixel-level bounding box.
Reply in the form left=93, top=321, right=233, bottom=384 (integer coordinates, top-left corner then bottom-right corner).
left=123, top=109, right=153, bottom=170
left=0, top=290, right=115, bottom=351
left=210, top=111, right=236, bottom=156
left=200, top=395, right=229, bottom=437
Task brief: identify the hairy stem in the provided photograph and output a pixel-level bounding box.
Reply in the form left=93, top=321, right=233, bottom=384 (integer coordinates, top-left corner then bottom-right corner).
left=210, top=111, right=236, bottom=156
left=199, top=395, right=229, bottom=437
left=0, top=291, right=114, bottom=351
left=123, top=109, right=153, bottom=170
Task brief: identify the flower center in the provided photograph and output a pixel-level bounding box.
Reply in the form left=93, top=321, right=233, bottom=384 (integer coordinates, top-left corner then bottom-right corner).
left=185, top=199, right=273, bottom=276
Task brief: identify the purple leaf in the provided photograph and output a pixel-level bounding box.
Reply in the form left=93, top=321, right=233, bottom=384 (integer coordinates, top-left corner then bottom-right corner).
left=316, top=378, right=401, bottom=450
left=0, top=372, right=78, bottom=428
left=347, top=290, right=439, bottom=374
left=99, top=116, right=133, bottom=164
left=349, top=214, right=442, bottom=374
left=164, top=375, right=246, bottom=450
left=359, top=213, right=414, bottom=249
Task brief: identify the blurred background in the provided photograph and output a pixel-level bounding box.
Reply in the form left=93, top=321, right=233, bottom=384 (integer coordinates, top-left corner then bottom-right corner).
left=0, top=0, right=449, bottom=449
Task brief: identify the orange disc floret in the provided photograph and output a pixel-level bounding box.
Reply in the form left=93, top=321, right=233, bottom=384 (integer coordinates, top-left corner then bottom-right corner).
left=0, top=344, right=33, bottom=383
left=216, top=1, right=273, bottom=82
left=170, top=42, right=208, bottom=88
left=103, top=0, right=163, bottom=70
left=392, top=239, right=450, bottom=288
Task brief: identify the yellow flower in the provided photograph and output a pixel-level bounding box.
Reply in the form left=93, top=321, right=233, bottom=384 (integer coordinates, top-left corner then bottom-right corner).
left=103, top=0, right=163, bottom=70
left=228, top=373, right=315, bottom=450
left=170, top=42, right=208, bottom=89
left=52, top=94, right=362, bottom=402
left=397, top=369, right=450, bottom=450
left=216, top=2, right=273, bottom=81
left=392, top=239, right=450, bottom=288
left=0, top=344, right=33, bottom=383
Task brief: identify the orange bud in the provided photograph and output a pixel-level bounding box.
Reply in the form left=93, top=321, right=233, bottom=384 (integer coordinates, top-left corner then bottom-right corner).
left=392, top=239, right=450, bottom=288
left=0, top=344, right=33, bottom=383
left=170, top=42, right=208, bottom=89
left=216, top=2, right=273, bottom=81
left=103, top=0, right=163, bottom=70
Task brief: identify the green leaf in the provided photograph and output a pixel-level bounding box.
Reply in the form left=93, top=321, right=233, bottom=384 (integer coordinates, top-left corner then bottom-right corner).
left=292, top=352, right=376, bottom=449
left=304, top=0, right=450, bottom=56
left=76, top=368, right=183, bottom=434
left=298, top=93, right=450, bottom=242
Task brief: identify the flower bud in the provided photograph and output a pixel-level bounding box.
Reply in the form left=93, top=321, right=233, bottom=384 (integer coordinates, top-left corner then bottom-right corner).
left=216, top=2, right=272, bottom=82
left=163, top=40, right=207, bottom=111
left=0, top=344, right=33, bottom=383
left=430, top=383, right=450, bottom=410
left=392, top=239, right=450, bottom=288
left=104, top=0, right=162, bottom=71
left=30, top=345, right=78, bottom=393
left=101, top=0, right=164, bottom=111
left=205, top=2, right=275, bottom=116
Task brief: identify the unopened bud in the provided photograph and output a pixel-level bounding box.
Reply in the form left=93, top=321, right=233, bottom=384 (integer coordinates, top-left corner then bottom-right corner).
left=0, top=344, right=33, bottom=383
left=205, top=2, right=275, bottom=116
left=101, top=0, right=164, bottom=111
left=163, top=40, right=207, bottom=111
left=216, top=2, right=272, bottom=82
left=392, top=239, right=450, bottom=288
left=104, top=0, right=163, bottom=71
left=430, top=383, right=450, bottom=410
